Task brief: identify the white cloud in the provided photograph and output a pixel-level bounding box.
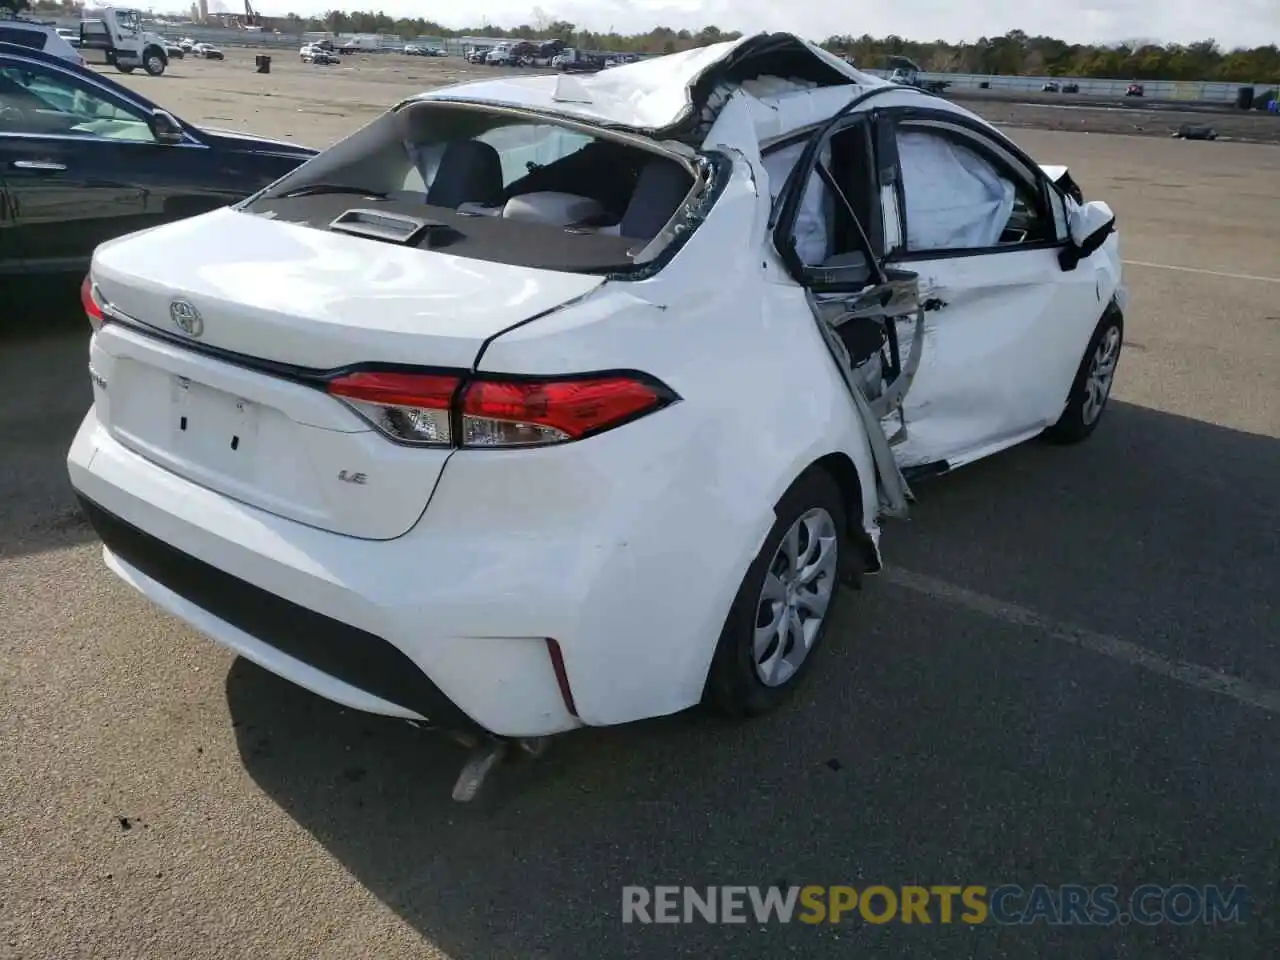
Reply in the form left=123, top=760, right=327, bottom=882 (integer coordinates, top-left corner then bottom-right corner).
left=214, top=0, right=1278, bottom=49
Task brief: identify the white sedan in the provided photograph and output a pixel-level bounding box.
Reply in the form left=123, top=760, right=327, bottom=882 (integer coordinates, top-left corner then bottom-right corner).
left=300, top=44, right=338, bottom=65
left=69, top=33, right=1124, bottom=797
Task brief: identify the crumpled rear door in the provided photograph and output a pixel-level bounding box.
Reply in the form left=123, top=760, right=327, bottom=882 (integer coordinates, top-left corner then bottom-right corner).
left=764, top=104, right=924, bottom=517
left=805, top=277, right=923, bottom=517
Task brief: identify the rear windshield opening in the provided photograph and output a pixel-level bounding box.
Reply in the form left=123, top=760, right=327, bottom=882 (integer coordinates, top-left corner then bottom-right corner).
left=245, top=101, right=703, bottom=275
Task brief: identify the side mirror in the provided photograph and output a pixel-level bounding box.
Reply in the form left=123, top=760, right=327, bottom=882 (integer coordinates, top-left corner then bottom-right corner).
left=1060, top=200, right=1115, bottom=271
left=148, top=108, right=185, bottom=145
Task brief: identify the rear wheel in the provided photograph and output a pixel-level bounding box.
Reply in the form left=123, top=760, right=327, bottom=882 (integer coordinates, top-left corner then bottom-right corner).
left=1043, top=306, right=1124, bottom=444
left=706, top=469, right=848, bottom=717
left=116, top=64, right=134, bottom=74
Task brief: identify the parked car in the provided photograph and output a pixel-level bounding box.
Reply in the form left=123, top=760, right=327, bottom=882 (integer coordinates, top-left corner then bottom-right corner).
left=1041, top=81, right=1060, bottom=92
left=1125, top=83, right=1144, bottom=97
left=1062, top=82, right=1079, bottom=94
left=301, top=44, right=338, bottom=65
left=192, top=42, right=224, bottom=61
left=68, top=33, right=1124, bottom=801
left=0, top=16, right=84, bottom=64
left=164, top=40, right=184, bottom=60
left=0, top=41, right=316, bottom=276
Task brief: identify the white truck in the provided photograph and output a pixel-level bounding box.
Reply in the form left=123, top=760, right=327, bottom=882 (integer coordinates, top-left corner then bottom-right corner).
left=79, top=6, right=171, bottom=76
left=336, top=34, right=382, bottom=54
left=484, top=42, right=514, bottom=65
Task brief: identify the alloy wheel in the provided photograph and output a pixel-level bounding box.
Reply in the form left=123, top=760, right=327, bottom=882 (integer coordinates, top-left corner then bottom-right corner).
left=753, top=508, right=838, bottom=687
left=1082, top=323, right=1121, bottom=425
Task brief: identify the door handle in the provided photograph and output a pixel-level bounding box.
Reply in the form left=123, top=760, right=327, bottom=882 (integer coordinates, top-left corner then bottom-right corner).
left=10, top=160, right=67, bottom=172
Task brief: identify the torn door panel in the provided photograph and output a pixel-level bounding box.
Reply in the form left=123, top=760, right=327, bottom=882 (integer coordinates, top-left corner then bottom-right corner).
left=806, top=277, right=923, bottom=518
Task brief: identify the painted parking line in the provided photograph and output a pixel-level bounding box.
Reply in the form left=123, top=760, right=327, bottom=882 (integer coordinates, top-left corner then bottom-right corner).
left=1123, top=260, right=1280, bottom=285
left=880, top=567, right=1280, bottom=715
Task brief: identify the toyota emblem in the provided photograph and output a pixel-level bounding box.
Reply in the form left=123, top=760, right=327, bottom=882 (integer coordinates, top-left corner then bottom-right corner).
left=169, top=300, right=203, bottom=338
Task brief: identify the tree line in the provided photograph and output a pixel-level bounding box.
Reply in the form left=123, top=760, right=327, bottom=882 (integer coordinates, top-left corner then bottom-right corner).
left=291, top=17, right=1280, bottom=83
left=10, top=1, right=1280, bottom=83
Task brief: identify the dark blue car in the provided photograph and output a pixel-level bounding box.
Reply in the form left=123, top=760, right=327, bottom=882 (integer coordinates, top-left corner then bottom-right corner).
left=0, top=41, right=317, bottom=276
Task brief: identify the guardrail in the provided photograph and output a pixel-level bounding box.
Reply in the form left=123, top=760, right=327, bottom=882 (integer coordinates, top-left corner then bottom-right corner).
left=861, top=69, right=1271, bottom=102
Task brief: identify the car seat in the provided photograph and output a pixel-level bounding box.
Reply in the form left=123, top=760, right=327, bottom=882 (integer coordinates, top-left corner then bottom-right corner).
left=425, top=140, right=504, bottom=209
left=618, top=157, right=694, bottom=241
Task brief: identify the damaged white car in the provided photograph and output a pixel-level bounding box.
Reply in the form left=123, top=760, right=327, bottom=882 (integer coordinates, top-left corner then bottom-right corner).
left=68, top=33, right=1125, bottom=799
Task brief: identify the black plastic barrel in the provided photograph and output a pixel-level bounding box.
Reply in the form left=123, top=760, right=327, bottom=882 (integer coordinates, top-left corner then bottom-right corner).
left=256, top=54, right=272, bottom=74
left=1236, top=86, right=1254, bottom=110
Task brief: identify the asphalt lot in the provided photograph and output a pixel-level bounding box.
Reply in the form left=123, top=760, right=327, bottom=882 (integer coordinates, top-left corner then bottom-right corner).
left=2, top=53, right=1279, bottom=960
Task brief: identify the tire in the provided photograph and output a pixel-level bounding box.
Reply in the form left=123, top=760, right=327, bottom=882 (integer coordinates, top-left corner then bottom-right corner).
left=116, top=64, right=134, bottom=74
left=1042, top=306, right=1124, bottom=445
left=705, top=468, right=850, bottom=717
left=143, top=48, right=166, bottom=76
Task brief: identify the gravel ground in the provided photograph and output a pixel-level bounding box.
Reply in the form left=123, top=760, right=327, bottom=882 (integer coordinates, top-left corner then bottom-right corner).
left=2, top=47, right=1279, bottom=960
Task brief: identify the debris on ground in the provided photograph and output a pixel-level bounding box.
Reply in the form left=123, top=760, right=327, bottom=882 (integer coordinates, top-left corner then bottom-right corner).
left=1174, top=124, right=1218, bottom=140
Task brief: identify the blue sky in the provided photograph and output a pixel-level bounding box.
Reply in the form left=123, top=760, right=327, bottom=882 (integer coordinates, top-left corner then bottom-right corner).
left=198, top=0, right=1277, bottom=49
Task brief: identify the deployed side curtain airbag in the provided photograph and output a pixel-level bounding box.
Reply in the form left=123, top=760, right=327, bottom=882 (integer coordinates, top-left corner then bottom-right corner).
left=762, top=140, right=834, bottom=266
left=897, top=131, right=1015, bottom=250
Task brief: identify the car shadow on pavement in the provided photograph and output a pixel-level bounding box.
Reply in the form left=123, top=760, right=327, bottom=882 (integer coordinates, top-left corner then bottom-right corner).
left=226, top=400, right=1278, bottom=960
left=0, top=279, right=98, bottom=560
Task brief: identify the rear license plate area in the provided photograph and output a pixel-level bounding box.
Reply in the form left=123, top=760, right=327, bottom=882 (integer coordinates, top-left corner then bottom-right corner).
left=170, top=375, right=259, bottom=476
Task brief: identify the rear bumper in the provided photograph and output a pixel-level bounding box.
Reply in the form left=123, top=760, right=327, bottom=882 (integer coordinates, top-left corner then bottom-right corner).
left=67, top=399, right=763, bottom=736
left=68, top=407, right=583, bottom=738
left=78, top=494, right=484, bottom=734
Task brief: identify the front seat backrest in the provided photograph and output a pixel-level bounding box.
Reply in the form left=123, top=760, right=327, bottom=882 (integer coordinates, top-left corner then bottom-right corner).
left=426, top=140, right=504, bottom=209
left=619, top=158, right=693, bottom=242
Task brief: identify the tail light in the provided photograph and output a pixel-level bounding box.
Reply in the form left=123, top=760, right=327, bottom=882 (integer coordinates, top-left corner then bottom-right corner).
left=327, top=371, right=456, bottom=446
left=81, top=274, right=104, bottom=331
left=325, top=370, right=676, bottom=448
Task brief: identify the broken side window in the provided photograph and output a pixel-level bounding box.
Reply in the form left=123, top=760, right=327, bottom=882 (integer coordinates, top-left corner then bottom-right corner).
left=763, top=139, right=835, bottom=267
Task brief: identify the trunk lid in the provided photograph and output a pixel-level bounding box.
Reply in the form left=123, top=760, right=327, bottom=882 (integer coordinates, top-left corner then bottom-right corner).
left=89, top=208, right=607, bottom=540
left=91, top=207, right=607, bottom=370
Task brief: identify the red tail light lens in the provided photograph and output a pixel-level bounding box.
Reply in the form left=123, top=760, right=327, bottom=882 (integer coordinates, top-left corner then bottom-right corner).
left=81, top=274, right=104, bottom=331
left=461, top=374, right=670, bottom=446
left=325, top=370, right=675, bottom=448
left=327, top=371, right=460, bottom=446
